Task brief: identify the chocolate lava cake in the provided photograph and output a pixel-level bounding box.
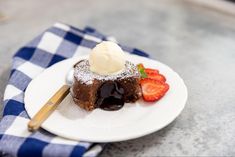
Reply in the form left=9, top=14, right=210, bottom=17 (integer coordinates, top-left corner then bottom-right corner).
left=71, top=59, right=141, bottom=111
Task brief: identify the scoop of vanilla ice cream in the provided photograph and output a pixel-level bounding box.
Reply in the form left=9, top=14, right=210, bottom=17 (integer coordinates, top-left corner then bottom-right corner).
left=89, top=41, right=126, bottom=75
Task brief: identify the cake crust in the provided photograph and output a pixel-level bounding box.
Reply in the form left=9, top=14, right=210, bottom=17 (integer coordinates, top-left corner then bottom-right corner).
left=71, top=60, right=141, bottom=111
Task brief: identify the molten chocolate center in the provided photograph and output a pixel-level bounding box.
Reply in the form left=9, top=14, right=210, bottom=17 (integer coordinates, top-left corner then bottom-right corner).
left=96, top=81, right=124, bottom=111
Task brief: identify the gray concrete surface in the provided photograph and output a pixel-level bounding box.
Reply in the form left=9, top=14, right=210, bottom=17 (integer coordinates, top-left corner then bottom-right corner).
left=1, top=0, right=235, bottom=156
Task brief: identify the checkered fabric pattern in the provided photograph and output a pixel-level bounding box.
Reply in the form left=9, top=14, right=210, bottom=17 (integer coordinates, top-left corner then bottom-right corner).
left=0, top=23, right=149, bottom=157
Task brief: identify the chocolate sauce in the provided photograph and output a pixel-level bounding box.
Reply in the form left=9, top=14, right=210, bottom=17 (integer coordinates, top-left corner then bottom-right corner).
left=96, top=81, right=124, bottom=111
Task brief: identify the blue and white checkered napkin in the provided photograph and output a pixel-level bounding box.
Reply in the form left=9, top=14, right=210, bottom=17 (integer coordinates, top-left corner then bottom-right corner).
left=0, top=23, right=149, bottom=157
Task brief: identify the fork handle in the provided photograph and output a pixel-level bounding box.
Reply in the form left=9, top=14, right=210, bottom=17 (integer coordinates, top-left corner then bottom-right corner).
left=28, top=85, right=70, bottom=132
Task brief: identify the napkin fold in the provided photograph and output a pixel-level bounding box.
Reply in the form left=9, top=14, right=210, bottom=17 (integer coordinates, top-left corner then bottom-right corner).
left=0, top=23, right=149, bottom=157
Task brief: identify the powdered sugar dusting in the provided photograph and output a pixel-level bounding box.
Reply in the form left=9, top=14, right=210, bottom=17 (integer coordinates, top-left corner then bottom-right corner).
left=74, top=60, right=140, bottom=84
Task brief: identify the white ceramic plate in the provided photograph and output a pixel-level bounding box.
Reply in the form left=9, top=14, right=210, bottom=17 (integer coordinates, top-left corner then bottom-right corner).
left=25, top=54, right=187, bottom=143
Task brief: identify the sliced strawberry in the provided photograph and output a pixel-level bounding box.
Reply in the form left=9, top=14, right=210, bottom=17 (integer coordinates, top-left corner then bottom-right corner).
left=145, top=68, right=159, bottom=74
left=147, top=73, right=166, bottom=82
left=140, top=78, right=169, bottom=102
